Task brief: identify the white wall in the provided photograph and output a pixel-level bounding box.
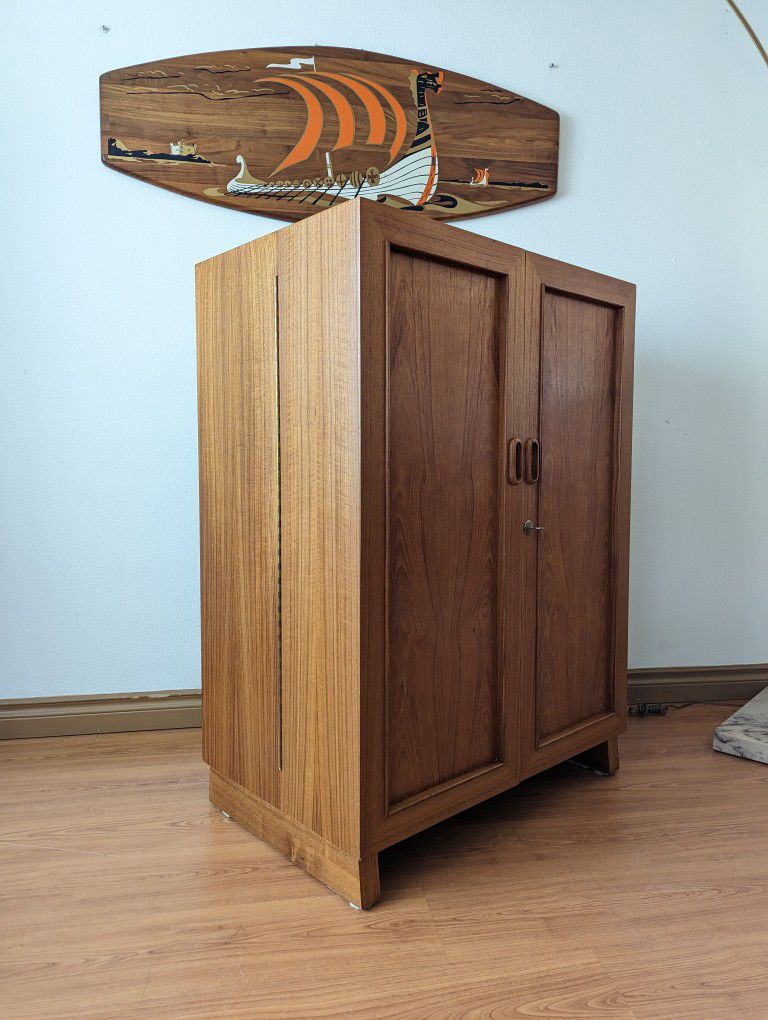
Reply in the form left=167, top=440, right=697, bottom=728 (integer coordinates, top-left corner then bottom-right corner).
left=2, top=1, right=767, bottom=698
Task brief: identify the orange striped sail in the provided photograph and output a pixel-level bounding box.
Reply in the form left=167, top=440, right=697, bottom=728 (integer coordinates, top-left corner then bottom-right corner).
left=255, top=71, right=408, bottom=176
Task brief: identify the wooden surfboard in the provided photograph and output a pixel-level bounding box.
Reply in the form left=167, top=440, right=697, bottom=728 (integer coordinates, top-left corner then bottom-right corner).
left=100, top=46, right=559, bottom=222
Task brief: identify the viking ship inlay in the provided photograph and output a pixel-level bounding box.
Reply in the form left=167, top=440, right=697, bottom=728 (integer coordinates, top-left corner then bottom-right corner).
left=100, top=45, right=560, bottom=222
left=227, top=69, right=444, bottom=209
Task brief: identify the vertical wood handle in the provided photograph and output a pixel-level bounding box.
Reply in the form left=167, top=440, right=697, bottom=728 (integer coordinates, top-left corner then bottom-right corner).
left=507, top=437, right=523, bottom=485
left=524, top=438, right=540, bottom=484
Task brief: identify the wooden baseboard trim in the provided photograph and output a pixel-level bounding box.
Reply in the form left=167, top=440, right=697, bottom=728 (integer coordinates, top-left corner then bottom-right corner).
left=0, top=690, right=202, bottom=740
left=2, top=665, right=765, bottom=739
left=627, top=664, right=768, bottom=705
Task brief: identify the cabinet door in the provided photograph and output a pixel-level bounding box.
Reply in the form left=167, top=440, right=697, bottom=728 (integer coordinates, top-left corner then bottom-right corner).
left=360, top=205, right=528, bottom=851
left=520, top=253, right=635, bottom=776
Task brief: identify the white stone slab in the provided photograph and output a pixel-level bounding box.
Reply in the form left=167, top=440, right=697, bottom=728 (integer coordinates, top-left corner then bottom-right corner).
left=713, top=685, right=768, bottom=764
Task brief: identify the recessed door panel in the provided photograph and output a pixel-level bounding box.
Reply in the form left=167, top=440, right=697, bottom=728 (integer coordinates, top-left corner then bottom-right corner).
left=536, top=290, right=618, bottom=739
left=521, top=253, right=634, bottom=775
left=386, top=250, right=502, bottom=806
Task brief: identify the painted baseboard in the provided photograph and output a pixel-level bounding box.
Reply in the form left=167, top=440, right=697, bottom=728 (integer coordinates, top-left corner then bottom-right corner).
left=627, top=664, right=768, bottom=705
left=2, top=666, right=766, bottom=739
left=0, top=690, right=202, bottom=740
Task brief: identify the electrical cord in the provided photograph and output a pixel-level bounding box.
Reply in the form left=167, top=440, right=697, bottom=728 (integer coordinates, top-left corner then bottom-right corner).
left=629, top=701, right=742, bottom=717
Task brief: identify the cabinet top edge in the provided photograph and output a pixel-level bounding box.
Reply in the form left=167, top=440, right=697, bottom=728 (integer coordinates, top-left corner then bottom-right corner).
left=194, top=199, right=363, bottom=271
left=193, top=199, right=635, bottom=295
left=195, top=198, right=526, bottom=272
left=524, top=249, right=636, bottom=295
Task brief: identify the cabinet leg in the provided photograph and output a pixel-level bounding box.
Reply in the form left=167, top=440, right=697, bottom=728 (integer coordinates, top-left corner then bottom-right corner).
left=353, top=854, right=381, bottom=910
left=572, top=736, right=619, bottom=775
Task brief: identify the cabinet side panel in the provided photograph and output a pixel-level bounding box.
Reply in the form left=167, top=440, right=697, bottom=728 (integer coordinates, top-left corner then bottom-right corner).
left=196, top=236, right=280, bottom=806
left=277, top=204, right=362, bottom=854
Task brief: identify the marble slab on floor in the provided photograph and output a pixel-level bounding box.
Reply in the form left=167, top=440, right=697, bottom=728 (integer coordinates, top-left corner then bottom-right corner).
left=713, top=685, right=768, bottom=764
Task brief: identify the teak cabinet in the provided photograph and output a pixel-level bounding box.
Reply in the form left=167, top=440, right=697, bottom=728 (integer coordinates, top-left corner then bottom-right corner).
left=196, top=199, right=635, bottom=908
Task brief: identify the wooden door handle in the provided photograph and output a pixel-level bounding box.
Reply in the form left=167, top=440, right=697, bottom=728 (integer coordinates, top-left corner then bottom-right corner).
left=507, top=437, right=523, bottom=485
left=524, top=439, right=540, bottom=484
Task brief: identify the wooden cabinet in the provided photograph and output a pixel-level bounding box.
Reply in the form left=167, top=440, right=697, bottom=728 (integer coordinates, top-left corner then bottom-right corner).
left=196, top=199, right=635, bottom=908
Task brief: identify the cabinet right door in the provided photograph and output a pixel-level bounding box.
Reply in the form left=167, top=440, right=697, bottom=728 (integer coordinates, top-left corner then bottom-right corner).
left=520, top=253, right=635, bottom=777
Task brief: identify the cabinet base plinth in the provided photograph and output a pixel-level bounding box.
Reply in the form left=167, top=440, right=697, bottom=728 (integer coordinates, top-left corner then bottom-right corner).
left=209, top=771, right=380, bottom=908
left=572, top=736, right=620, bottom=775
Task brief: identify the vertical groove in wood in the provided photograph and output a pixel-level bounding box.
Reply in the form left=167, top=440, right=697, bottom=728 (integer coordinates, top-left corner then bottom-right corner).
left=274, top=274, right=284, bottom=772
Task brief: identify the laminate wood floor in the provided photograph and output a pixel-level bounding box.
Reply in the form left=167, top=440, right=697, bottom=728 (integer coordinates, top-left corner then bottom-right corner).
left=1, top=705, right=766, bottom=1018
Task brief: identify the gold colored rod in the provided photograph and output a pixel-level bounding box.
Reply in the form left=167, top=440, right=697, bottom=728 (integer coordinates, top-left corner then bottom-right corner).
left=727, top=0, right=768, bottom=69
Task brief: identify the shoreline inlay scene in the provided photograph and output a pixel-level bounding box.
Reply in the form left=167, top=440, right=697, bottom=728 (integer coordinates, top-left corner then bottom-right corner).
left=100, top=46, right=559, bottom=221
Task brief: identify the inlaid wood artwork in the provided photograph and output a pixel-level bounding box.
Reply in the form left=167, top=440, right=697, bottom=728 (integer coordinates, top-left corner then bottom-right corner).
left=100, top=46, right=559, bottom=222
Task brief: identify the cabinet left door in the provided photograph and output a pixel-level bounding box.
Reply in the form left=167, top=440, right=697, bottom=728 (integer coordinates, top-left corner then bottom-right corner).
left=359, top=204, right=530, bottom=852
left=196, top=233, right=282, bottom=807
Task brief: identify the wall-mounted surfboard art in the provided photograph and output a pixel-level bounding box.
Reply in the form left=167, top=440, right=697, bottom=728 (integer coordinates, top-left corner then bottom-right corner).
left=100, top=46, right=559, bottom=222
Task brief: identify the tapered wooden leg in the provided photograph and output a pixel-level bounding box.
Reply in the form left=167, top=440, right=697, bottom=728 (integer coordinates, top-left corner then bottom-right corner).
left=572, top=736, right=620, bottom=775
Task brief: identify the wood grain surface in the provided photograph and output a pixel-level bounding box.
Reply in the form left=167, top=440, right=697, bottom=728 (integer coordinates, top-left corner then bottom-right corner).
left=196, top=233, right=281, bottom=804
left=386, top=251, right=502, bottom=804
left=196, top=202, right=634, bottom=906
left=197, top=204, right=366, bottom=900
left=100, top=45, right=559, bottom=222
left=536, top=290, right=618, bottom=739
left=210, top=770, right=379, bottom=909
left=358, top=205, right=527, bottom=854
left=520, top=253, right=635, bottom=778
left=3, top=706, right=767, bottom=1018
left=274, top=204, right=363, bottom=854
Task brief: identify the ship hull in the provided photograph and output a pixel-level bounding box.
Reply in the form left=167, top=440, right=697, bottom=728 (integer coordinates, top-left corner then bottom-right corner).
left=227, top=148, right=438, bottom=208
